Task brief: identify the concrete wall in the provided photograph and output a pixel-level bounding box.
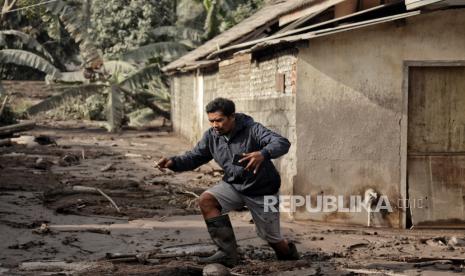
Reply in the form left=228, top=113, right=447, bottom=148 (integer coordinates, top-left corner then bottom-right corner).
left=295, top=9, right=465, bottom=227
left=171, top=49, right=299, bottom=213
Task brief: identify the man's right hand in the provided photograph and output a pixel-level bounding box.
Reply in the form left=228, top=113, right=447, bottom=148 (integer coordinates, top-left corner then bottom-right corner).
left=155, top=157, right=174, bottom=172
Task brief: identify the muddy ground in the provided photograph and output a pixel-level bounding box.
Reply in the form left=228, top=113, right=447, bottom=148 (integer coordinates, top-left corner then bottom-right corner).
left=1, top=82, right=465, bottom=275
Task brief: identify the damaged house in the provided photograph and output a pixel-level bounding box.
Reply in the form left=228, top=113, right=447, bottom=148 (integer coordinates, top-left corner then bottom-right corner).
left=163, top=0, right=465, bottom=229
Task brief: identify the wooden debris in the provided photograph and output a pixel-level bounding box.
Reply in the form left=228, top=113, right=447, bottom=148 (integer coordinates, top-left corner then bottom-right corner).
left=179, top=190, right=200, bottom=198
left=2, top=135, right=57, bottom=147
left=0, top=121, right=36, bottom=137
left=105, top=249, right=216, bottom=263
left=347, top=242, right=369, bottom=251
left=414, top=259, right=453, bottom=268
left=125, top=153, right=143, bottom=158
left=48, top=225, right=111, bottom=234
left=130, top=142, right=147, bottom=147
left=448, top=236, right=465, bottom=247
left=11, top=135, right=38, bottom=147
left=394, top=255, right=465, bottom=264
left=203, top=263, right=231, bottom=276
left=100, top=162, right=115, bottom=172
left=0, top=95, right=9, bottom=118
left=19, top=261, right=96, bottom=272
left=32, top=223, right=52, bottom=235
left=72, top=185, right=121, bottom=212
left=0, top=138, right=12, bottom=146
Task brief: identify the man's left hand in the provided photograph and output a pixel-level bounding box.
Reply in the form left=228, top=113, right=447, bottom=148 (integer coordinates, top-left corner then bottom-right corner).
left=239, top=151, right=264, bottom=174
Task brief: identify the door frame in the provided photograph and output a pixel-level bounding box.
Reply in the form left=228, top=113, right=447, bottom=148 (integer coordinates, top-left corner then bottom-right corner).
left=400, top=60, right=465, bottom=228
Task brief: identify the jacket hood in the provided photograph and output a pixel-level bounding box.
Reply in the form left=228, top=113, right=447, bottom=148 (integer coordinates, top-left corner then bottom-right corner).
left=235, top=113, right=254, bottom=129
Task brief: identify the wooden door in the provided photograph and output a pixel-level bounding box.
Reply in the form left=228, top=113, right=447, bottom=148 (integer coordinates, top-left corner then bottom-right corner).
left=408, top=66, right=465, bottom=228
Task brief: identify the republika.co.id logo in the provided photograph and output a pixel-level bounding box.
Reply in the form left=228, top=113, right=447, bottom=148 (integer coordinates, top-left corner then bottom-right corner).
left=264, top=193, right=426, bottom=213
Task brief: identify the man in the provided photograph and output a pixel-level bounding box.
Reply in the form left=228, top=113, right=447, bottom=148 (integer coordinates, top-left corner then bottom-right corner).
left=156, top=98, right=299, bottom=267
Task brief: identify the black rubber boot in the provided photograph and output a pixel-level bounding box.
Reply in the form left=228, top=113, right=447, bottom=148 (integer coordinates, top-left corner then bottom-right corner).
left=198, top=214, right=238, bottom=267
left=274, top=242, right=300, bottom=260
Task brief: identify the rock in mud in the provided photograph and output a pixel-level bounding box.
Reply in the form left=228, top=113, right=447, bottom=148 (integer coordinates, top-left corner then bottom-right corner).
left=202, top=263, right=231, bottom=276
left=34, top=157, right=53, bottom=170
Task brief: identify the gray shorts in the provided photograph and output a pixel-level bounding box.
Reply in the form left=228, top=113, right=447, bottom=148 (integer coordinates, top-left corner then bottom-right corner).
left=205, top=181, right=283, bottom=243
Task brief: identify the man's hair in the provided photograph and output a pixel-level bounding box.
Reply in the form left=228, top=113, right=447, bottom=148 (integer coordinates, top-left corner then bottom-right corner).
left=205, top=98, right=235, bottom=116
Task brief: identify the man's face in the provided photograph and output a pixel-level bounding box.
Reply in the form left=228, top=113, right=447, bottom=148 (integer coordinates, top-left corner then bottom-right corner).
left=207, top=111, right=235, bottom=135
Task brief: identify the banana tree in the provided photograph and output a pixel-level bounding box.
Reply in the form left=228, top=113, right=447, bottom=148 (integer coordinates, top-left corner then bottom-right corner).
left=45, top=0, right=102, bottom=71
left=0, top=29, right=60, bottom=107
left=0, top=49, right=60, bottom=77
left=1, top=0, right=188, bottom=132
left=41, top=0, right=173, bottom=132
left=0, top=30, right=55, bottom=63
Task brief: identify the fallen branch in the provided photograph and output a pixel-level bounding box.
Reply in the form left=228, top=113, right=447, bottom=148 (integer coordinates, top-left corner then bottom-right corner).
left=394, top=255, right=465, bottom=264
left=414, top=260, right=453, bottom=268
left=54, top=228, right=111, bottom=235
left=0, top=121, right=36, bottom=137
left=179, top=190, right=200, bottom=198
left=106, top=249, right=216, bottom=263
left=19, top=261, right=96, bottom=272
left=72, top=185, right=121, bottom=213
left=0, top=95, right=9, bottom=118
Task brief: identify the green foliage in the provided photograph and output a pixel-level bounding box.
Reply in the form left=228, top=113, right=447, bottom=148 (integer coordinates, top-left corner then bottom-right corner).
left=85, top=93, right=106, bottom=120
left=0, top=49, right=60, bottom=76
left=118, top=64, right=161, bottom=92
left=151, top=26, right=203, bottom=47
left=120, top=42, right=189, bottom=64
left=0, top=30, right=55, bottom=62
left=40, top=94, right=93, bottom=121
left=1, top=0, right=80, bottom=76
left=27, top=84, right=105, bottom=115
left=90, top=0, right=175, bottom=56
left=192, top=0, right=265, bottom=39
left=45, top=0, right=102, bottom=68
left=103, top=60, right=137, bottom=77
left=0, top=0, right=265, bottom=131
left=220, top=0, right=265, bottom=32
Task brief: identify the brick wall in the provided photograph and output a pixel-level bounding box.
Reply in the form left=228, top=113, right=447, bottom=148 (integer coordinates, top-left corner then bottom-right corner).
left=215, top=49, right=298, bottom=201
left=171, top=73, right=198, bottom=144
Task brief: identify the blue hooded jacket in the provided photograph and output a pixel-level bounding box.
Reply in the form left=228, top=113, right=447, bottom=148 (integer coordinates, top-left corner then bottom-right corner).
left=169, top=113, right=291, bottom=196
